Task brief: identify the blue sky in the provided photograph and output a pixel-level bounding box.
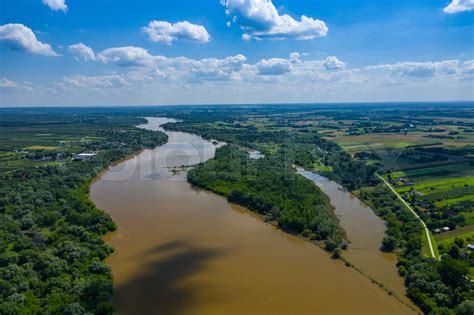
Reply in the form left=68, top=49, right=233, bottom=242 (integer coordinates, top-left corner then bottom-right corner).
left=0, top=0, right=473, bottom=106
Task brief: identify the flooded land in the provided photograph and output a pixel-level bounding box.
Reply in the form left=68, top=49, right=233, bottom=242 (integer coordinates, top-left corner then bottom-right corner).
left=90, top=117, right=415, bottom=315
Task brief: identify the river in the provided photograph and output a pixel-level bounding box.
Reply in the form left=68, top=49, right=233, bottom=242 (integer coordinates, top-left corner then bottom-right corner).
left=90, top=117, right=416, bottom=315
left=297, top=169, right=415, bottom=308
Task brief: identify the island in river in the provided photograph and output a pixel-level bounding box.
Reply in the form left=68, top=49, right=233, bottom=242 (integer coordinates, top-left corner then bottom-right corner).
left=91, top=117, right=416, bottom=315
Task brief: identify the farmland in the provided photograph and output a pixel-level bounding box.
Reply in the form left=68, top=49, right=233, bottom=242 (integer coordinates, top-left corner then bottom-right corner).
left=0, top=112, right=145, bottom=174
left=311, top=104, right=474, bottom=273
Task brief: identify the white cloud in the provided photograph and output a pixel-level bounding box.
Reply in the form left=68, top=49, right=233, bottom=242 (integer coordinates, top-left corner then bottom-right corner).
left=443, top=0, right=474, bottom=14
left=324, top=56, right=346, bottom=70
left=69, top=44, right=154, bottom=67
left=69, top=43, right=247, bottom=81
left=96, top=46, right=156, bottom=67
left=289, top=52, right=301, bottom=63
left=42, top=0, right=68, bottom=12
left=142, top=20, right=210, bottom=45
left=69, top=43, right=96, bottom=61
left=169, top=54, right=247, bottom=81
left=0, top=78, right=19, bottom=89
left=463, top=60, right=474, bottom=74
left=62, top=74, right=129, bottom=90
left=221, top=0, right=328, bottom=41
left=366, top=60, right=459, bottom=78
left=255, top=58, right=293, bottom=75
left=6, top=54, right=473, bottom=106
left=0, top=23, right=59, bottom=57
left=40, top=43, right=472, bottom=104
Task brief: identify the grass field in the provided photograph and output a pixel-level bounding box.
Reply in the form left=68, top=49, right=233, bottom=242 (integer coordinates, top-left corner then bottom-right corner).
left=387, top=163, right=474, bottom=182
left=0, top=124, right=106, bottom=173
left=435, top=225, right=474, bottom=247
left=384, top=163, right=474, bottom=212
left=435, top=194, right=474, bottom=207
left=25, top=146, right=59, bottom=150
left=419, top=227, right=440, bottom=259
left=0, top=125, right=104, bottom=149
left=396, top=177, right=474, bottom=194
left=334, top=133, right=439, bottom=153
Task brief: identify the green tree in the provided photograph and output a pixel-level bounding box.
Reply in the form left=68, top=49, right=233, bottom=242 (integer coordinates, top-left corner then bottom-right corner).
left=381, top=236, right=398, bottom=252
left=437, top=257, right=469, bottom=288
left=457, top=300, right=474, bottom=315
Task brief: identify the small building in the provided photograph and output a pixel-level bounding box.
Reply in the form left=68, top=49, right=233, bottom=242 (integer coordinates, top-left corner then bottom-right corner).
left=442, top=227, right=451, bottom=232
left=433, top=228, right=441, bottom=234
left=73, top=152, right=97, bottom=161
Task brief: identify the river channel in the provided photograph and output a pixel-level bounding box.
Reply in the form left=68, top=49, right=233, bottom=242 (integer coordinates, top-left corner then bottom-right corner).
left=298, top=169, right=416, bottom=309
left=90, top=117, right=415, bottom=315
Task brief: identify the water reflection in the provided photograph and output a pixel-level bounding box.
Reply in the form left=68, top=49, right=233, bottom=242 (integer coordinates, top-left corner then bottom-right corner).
left=115, top=240, right=225, bottom=315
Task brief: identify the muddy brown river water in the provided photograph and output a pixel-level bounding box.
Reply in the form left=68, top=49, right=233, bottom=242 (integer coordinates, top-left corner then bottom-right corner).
left=298, top=169, right=416, bottom=309
left=90, top=117, right=416, bottom=315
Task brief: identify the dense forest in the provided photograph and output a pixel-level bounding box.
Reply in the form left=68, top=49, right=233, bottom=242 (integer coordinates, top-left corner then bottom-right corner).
left=359, top=186, right=474, bottom=315
left=188, top=145, right=347, bottom=253
left=0, top=119, right=167, bottom=314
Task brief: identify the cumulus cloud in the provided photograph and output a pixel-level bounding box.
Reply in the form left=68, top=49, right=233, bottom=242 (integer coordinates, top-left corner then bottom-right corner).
left=463, top=60, right=474, bottom=74
left=55, top=42, right=473, bottom=100
left=289, top=52, right=301, bottom=63
left=366, top=60, right=459, bottom=78
left=9, top=52, right=473, bottom=106
left=189, top=55, right=247, bottom=81
left=142, top=20, right=210, bottom=45
left=96, top=46, right=156, bottom=67
left=69, top=43, right=96, bottom=61
left=255, top=58, right=293, bottom=75
left=67, top=42, right=248, bottom=82
left=324, top=56, right=346, bottom=70
left=0, top=23, right=59, bottom=56
left=443, top=0, right=474, bottom=14
left=69, top=44, right=154, bottom=66
left=42, top=0, right=67, bottom=12
left=221, top=0, right=328, bottom=41
left=159, top=54, right=247, bottom=81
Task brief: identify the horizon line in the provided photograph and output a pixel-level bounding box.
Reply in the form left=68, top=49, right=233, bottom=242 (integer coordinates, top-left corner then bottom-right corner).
left=0, top=100, right=473, bottom=109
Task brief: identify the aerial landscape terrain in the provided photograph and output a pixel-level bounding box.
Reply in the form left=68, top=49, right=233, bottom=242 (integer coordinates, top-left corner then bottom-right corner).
left=1, top=1, right=473, bottom=314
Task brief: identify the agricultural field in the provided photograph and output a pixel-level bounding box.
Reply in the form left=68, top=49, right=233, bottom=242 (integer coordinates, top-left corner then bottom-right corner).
left=238, top=104, right=473, bottom=265
left=0, top=111, right=144, bottom=174
left=309, top=106, right=474, bottom=265
left=435, top=226, right=474, bottom=248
